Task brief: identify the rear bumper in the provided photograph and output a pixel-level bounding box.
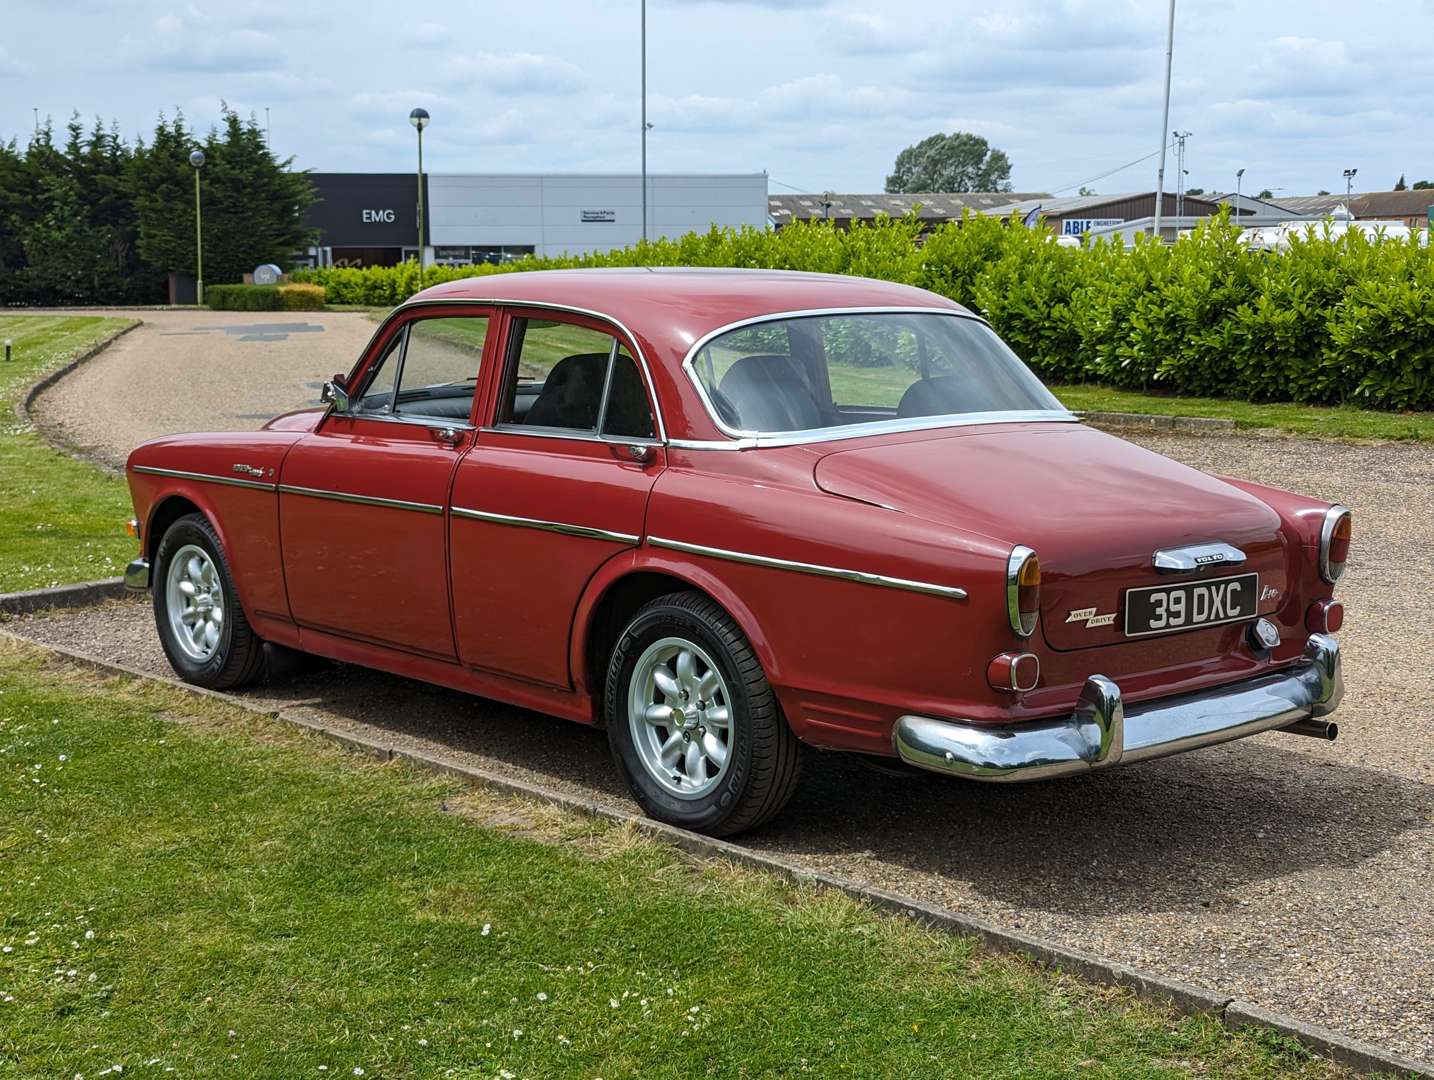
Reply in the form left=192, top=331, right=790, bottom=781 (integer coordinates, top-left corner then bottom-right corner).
left=893, top=634, right=1342, bottom=782
left=124, top=558, right=150, bottom=591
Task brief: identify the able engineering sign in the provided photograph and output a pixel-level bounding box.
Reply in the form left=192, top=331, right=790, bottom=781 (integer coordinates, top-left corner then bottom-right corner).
left=1062, top=217, right=1124, bottom=236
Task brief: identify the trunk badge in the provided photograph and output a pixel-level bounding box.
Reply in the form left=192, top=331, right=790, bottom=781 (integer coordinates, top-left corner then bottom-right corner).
left=1152, top=542, right=1246, bottom=573
left=1067, top=607, right=1117, bottom=629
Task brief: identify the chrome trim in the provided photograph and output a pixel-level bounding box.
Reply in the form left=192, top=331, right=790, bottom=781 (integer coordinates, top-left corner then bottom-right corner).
left=1006, top=545, right=1037, bottom=638
left=481, top=424, right=661, bottom=447
left=355, top=297, right=668, bottom=442
left=451, top=506, right=640, bottom=545
left=231, top=463, right=266, bottom=478
left=124, top=558, right=151, bottom=591
left=346, top=410, right=476, bottom=433
left=666, top=437, right=754, bottom=452
left=1152, top=541, right=1247, bottom=573
left=1319, top=504, right=1351, bottom=584
left=277, top=484, right=443, bottom=515
left=648, top=536, right=967, bottom=600
left=132, top=464, right=276, bottom=492
left=893, top=634, right=1343, bottom=782
left=679, top=306, right=1077, bottom=446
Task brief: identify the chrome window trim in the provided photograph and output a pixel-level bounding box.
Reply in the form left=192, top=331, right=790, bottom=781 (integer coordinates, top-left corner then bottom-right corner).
left=452, top=506, right=640, bottom=545
left=648, top=536, right=967, bottom=600
left=277, top=484, right=443, bottom=515
left=679, top=306, right=1077, bottom=447
left=355, top=297, right=668, bottom=441
left=346, top=411, right=476, bottom=433
left=132, top=465, right=276, bottom=492
left=1318, top=503, right=1351, bottom=584
left=481, top=425, right=662, bottom=448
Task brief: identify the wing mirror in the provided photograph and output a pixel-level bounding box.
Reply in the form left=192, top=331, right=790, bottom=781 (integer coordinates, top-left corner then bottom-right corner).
left=321, top=373, right=351, bottom=414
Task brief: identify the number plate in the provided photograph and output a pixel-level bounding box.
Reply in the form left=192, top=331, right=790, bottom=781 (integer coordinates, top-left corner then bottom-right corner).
left=1124, top=572, right=1259, bottom=638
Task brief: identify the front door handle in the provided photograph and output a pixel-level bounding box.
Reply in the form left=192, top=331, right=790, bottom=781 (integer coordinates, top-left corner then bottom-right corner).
left=432, top=426, right=464, bottom=449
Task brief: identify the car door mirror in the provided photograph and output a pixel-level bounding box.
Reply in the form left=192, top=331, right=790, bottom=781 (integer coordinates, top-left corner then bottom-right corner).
left=321, top=373, right=351, bottom=414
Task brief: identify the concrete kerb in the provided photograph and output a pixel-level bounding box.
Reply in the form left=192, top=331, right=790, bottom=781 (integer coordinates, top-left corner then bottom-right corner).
left=0, top=578, right=128, bottom=616
left=0, top=617, right=1428, bottom=1077
left=1078, top=410, right=1239, bottom=434
left=14, top=319, right=142, bottom=476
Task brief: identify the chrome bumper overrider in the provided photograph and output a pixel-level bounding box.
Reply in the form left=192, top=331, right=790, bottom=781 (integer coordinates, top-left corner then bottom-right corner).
left=124, top=558, right=151, bottom=591
left=894, top=634, right=1342, bottom=782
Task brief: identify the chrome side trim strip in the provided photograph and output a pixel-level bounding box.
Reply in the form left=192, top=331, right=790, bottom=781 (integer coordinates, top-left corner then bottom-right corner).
left=277, top=484, right=443, bottom=515
left=132, top=465, right=276, bottom=492
left=648, top=536, right=967, bottom=600
left=451, top=506, right=640, bottom=545
left=480, top=425, right=663, bottom=448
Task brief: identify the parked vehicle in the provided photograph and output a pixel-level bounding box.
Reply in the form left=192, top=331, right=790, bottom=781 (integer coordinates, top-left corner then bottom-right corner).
left=123, top=269, right=1350, bottom=835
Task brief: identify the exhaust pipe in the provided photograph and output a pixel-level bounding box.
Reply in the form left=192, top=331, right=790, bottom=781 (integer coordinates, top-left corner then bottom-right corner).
left=1281, top=717, right=1338, bottom=741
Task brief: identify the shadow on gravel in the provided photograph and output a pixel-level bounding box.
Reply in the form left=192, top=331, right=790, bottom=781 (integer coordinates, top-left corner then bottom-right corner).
left=244, top=658, right=1434, bottom=920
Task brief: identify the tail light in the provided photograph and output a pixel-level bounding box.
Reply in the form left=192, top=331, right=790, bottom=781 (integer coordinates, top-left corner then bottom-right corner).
left=1007, top=545, right=1040, bottom=638
left=1319, top=505, right=1352, bottom=584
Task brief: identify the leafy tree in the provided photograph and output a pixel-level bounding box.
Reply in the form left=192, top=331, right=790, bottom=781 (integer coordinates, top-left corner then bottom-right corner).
left=1317, top=189, right=1330, bottom=196
left=885, top=132, right=1013, bottom=193
left=1185, top=187, right=1205, bottom=196
left=1414, top=179, right=1434, bottom=190
left=130, top=107, right=316, bottom=286
left=1395, top=174, right=1407, bottom=191
left=18, top=170, right=114, bottom=303
left=1256, top=188, right=1274, bottom=199
left=1078, top=186, right=1096, bottom=196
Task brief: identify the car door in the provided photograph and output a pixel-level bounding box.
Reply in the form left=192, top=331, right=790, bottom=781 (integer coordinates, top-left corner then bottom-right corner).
left=280, top=307, right=495, bottom=659
left=450, top=308, right=665, bottom=687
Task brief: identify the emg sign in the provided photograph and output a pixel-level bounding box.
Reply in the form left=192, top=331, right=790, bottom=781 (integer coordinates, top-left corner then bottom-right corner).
left=362, top=209, right=397, bottom=223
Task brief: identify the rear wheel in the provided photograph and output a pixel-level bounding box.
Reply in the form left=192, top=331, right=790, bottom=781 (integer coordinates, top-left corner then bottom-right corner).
left=153, top=513, right=264, bottom=689
left=605, top=591, right=802, bottom=836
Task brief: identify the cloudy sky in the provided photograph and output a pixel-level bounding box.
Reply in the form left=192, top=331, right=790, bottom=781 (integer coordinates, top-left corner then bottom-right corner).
left=4, top=0, right=1431, bottom=198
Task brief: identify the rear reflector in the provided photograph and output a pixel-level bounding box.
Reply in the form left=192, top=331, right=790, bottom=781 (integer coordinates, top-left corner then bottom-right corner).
left=1306, top=599, right=1344, bottom=635
left=1007, top=546, right=1040, bottom=638
left=987, top=651, right=1041, bottom=693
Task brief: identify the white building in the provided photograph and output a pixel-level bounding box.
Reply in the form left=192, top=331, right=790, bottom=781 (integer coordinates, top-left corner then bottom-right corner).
left=304, top=172, right=770, bottom=268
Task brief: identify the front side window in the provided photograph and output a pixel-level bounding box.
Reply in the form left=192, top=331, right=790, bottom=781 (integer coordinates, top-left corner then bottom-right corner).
left=500, top=317, right=656, bottom=438
left=690, top=312, right=1064, bottom=435
left=352, top=315, right=489, bottom=423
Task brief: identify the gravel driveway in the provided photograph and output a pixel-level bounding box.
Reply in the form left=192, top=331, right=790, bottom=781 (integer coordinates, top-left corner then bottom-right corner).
left=9, top=359, right=1434, bottom=1066
left=30, top=308, right=377, bottom=468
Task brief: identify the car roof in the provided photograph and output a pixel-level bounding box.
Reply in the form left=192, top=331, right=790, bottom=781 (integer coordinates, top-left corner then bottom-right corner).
left=412, top=267, right=968, bottom=342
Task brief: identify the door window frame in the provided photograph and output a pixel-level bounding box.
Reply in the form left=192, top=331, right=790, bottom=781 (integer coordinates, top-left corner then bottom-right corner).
left=328, top=303, right=500, bottom=433
left=486, top=306, right=663, bottom=447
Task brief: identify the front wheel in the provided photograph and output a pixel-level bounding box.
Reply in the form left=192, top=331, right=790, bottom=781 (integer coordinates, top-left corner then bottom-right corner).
left=153, top=513, right=264, bottom=689
left=605, top=591, right=802, bottom=836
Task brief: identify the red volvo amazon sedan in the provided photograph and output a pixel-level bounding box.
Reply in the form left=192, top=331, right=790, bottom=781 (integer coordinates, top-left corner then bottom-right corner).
left=123, top=269, right=1350, bottom=835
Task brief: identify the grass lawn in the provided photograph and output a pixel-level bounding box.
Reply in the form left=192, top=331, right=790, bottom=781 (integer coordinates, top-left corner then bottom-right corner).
left=1051, top=384, right=1434, bottom=442
left=0, top=640, right=1354, bottom=1080
left=0, top=316, right=138, bottom=593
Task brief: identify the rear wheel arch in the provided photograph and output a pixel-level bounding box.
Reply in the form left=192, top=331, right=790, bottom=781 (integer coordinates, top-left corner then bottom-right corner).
left=576, top=560, right=783, bottom=722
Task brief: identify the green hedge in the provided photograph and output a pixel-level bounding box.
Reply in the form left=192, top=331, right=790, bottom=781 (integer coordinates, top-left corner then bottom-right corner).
left=293, top=213, right=1434, bottom=410
left=207, top=282, right=325, bottom=312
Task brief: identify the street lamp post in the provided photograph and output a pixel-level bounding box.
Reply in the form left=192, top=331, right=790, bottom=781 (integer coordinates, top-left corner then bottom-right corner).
left=189, top=149, right=205, bottom=305
left=1235, top=167, right=1245, bottom=220
left=1152, top=0, right=1177, bottom=241
left=641, top=0, right=648, bottom=243
left=1343, top=168, right=1358, bottom=214
left=409, top=108, right=430, bottom=286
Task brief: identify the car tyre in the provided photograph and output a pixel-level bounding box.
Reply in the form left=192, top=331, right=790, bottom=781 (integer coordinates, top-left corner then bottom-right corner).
left=605, top=591, right=802, bottom=836
left=153, top=512, right=264, bottom=690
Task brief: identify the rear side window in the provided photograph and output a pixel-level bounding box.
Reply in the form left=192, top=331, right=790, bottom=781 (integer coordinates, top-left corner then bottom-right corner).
left=500, top=317, right=656, bottom=439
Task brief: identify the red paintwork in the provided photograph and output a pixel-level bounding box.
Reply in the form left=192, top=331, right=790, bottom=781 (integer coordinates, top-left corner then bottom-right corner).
left=125, top=269, right=1344, bottom=758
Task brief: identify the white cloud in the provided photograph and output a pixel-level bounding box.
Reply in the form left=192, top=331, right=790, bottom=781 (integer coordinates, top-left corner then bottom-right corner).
left=445, top=51, right=584, bottom=94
